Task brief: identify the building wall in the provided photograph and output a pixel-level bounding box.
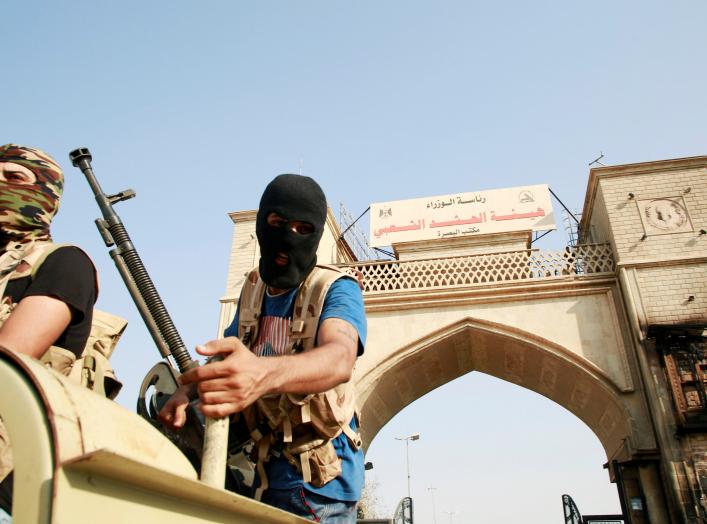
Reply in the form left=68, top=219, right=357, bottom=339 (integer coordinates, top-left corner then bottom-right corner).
left=587, top=184, right=612, bottom=244
left=584, top=157, right=707, bottom=327
left=637, top=264, right=707, bottom=325
left=583, top=155, right=707, bottom=523
left=594, top=165, right=706, bottom=266
left=392, top=231, right=531, bottom=260
left=598, top=163, right=706, bottom=327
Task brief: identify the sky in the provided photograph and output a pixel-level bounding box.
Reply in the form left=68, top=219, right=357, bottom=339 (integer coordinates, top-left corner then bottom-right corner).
left=3, top=1, right=707, bottom=522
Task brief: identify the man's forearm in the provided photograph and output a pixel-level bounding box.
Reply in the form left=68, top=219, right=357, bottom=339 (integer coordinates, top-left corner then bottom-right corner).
left=181, top=319, right=360, bottom=417
left=262, top=342, right=356, bottom=395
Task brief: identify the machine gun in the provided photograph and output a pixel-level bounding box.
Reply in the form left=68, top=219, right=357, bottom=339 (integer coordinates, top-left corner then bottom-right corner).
left=69, top=148, right=230, bottom=488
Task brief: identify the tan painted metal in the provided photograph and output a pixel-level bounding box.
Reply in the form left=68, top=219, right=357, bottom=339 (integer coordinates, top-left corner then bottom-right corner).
left=0, top=351, right=54, bottom=523
left=0, top=348, right=309, bottom=523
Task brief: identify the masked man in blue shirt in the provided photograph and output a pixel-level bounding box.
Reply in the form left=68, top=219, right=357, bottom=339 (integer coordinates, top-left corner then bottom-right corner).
left=161, top=174, right=367, bottom=523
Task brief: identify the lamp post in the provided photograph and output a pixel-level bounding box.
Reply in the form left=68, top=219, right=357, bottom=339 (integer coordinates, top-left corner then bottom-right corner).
left=428, top=486, right=437, bottom=524
left=395, top=433, right=420, bottom=499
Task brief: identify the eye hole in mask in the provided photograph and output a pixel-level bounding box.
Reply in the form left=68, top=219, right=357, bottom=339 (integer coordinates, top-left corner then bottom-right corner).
left=0, top=162, right=37, bottom=185
left=266, top=213, right=315, bottom=235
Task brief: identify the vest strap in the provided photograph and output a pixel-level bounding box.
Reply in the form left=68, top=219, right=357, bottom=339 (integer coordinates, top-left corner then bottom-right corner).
left=253, top=438, right=271, bottom=501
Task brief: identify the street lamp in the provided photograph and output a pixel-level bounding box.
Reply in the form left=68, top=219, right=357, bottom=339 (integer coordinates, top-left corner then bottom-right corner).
left=395, top=433, right=420, bottom=499
left=443, top=510, right=456, bottom=524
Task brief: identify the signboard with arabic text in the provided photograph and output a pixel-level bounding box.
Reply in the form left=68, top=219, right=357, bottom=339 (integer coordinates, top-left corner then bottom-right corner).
left=370, top=184, right=555, bottom=247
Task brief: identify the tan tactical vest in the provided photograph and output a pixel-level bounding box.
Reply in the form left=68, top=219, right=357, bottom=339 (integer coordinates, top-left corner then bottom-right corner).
left=237, top=265, right=362, bottom=499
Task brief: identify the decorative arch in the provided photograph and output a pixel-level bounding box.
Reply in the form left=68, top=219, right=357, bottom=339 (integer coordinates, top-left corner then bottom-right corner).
left=356, top=316, right=636, bottom=461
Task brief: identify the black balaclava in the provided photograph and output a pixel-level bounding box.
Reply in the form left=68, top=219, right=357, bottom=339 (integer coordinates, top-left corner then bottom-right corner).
left=256, top=174, right=327, bottom=289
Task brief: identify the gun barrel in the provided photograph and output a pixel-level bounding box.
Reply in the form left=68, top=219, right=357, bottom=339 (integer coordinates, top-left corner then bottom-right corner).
left=69, top=147, right=196, bottom=373
left=72, top=148, right=230, bottom=490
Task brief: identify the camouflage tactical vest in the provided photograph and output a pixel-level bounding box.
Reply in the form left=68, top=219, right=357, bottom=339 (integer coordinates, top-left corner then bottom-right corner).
left=237, top=265, right=362, bottom=499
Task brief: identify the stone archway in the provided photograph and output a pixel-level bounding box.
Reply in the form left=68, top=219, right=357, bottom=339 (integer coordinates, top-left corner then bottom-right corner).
left=356, top=317, right=636, bottom=464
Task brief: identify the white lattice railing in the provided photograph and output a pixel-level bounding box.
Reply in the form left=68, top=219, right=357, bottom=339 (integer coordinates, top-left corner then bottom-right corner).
left=340, top=243, right=615, bottom=293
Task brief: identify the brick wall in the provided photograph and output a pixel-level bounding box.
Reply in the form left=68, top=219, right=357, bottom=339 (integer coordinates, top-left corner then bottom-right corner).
left=596, top=167, right=707, bottom=265
left=637, top=264, right=707, bottom=324
left=583, top=158, right=707, bottom=521
left=590, top=161, right=707, bottom=326
left=587, top=184, right=612, bottom=244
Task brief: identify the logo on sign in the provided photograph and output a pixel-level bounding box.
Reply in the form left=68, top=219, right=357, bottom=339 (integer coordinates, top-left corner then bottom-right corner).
left=379, top=207, right=392, bottom=219
left=519, top=190, right=535, bottom=203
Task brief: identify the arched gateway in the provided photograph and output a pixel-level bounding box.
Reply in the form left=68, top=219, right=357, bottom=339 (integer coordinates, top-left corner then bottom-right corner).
left=220, top=155, right=707, bottom=524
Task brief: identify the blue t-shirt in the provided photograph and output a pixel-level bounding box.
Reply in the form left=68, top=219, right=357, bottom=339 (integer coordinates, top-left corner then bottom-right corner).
left=224, top=276, right=367, bottom=501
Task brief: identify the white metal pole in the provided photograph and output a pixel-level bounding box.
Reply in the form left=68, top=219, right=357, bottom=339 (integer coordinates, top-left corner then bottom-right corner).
left=405, top=438, right=411, bottom=499
left=395, top=434, right=418, bottom=502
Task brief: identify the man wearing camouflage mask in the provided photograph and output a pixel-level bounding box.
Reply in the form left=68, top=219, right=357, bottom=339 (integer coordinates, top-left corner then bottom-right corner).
left=0, top=144, right=97, bottom=359
left=0, top=144, right=62, bottom=244
left=161, top=174, right=367, bottom=522
left=0, top=144, right=98, bottom=514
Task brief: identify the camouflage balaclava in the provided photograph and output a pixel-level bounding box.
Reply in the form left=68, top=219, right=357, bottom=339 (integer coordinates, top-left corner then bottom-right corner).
left=256, top=174, right=327, bottom=289
left=0, top=144, right=63, bottom=243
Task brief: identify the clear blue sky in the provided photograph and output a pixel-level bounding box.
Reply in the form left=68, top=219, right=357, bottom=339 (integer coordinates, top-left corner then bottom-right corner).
left=4, top=1, right=706, bottom=522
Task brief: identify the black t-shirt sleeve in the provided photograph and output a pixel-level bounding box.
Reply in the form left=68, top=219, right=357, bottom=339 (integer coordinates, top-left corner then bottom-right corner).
left=23, top=246, right=97, bottom=357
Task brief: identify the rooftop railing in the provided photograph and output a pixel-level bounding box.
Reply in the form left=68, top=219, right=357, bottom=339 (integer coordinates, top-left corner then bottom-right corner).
left=340, top=243, right=615, bottom=293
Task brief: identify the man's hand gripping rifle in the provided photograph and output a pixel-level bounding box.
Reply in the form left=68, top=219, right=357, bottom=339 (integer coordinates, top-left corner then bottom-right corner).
left=69, top=148, right=229, bottom=488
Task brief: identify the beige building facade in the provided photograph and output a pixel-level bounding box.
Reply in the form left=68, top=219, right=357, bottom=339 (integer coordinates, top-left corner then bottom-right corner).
left=220, top=156, right=707, bottom=524
left=580, top=156, right=707, bottom=523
